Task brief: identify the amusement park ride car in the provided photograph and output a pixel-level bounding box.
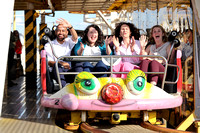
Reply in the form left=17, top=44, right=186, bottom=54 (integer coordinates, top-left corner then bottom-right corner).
left=39, top=28, right=188, bottom=132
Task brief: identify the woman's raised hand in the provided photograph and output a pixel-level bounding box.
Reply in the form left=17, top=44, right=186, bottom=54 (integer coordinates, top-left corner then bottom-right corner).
left=139, top=35, right=148, bottom=49
left=80, top=42, right=84, bottom=50
left=77, top=42, right=85, bottom=56
left=130, top=36, right=135, bottom=52
left=112, top=36, right=120, bottom=48
left=105, top=36, right=113, bottom=46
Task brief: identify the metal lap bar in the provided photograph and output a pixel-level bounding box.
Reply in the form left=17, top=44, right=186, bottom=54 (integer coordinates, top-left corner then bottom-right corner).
left=162, top=40, right=180, bottom=89
left=54, top=55, right=180, bottom=90
left=45, top=36, right=59, bottom=59
left=61, top=57, right=102, bottom=62
left=164, top=64, right=180, bottom=84
left=162, top=64, right=180, bottom=89
left=167, top=42, right=175, bottom=62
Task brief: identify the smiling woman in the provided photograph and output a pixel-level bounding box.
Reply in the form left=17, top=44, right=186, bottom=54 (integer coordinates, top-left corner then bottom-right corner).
left=139, top=25, right=175, bottom=86
left=73, top=24, right=112, bottom=77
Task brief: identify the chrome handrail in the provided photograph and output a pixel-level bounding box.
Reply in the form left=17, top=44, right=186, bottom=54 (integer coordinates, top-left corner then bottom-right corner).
left=55, top=55, right=179, bottom=90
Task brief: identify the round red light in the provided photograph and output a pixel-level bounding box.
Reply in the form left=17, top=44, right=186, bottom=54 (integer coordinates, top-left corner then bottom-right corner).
left=101, top=83, right=123, bottom=104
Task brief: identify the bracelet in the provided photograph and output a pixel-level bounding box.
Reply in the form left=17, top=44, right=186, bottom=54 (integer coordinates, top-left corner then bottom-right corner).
left=68, top=26, right=73, bottom=30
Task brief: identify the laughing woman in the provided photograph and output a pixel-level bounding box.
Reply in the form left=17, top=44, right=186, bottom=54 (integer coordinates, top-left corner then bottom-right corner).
left=139, top=25, right=175, bottom=86
left=74, top=24, right=112, bottom=77
left=105, top=22, right=144, bottom=78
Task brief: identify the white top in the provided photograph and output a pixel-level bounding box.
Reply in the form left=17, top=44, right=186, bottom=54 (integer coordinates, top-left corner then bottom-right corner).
left=82, top=45, right=102, bottom=65
left=149, top=42, right=170, bottom=59
left=115, top=40, right=141, bottom=65
left=83, top=45, right=101, bottom=56
left=44, top=37, right=78, bottom=71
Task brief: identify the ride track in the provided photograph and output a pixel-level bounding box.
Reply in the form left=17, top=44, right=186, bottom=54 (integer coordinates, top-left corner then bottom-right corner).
left=80, top=121, right=194, bottom=133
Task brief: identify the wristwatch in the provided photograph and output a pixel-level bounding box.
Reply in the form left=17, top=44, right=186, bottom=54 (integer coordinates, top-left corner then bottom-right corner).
left=69, top=26, right=73, bottom=29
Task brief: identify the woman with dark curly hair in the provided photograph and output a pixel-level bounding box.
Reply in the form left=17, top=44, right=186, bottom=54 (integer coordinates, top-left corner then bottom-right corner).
left=105, top=22, right=146, bottom=78
left=114, top=22, right=140, bottom=41
left=139, top=25, right=175, bottom=86
left=74, top=24, right=112, bottom=77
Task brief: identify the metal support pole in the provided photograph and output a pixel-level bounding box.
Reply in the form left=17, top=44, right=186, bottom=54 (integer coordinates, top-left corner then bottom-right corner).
left=24, top=10, right=37, bottom=89
left=96, top=10, right=114, bottom=33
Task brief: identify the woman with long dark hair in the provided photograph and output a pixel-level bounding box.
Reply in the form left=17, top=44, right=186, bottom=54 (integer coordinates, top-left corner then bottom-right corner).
left=74, top=24, right=112, bottom=77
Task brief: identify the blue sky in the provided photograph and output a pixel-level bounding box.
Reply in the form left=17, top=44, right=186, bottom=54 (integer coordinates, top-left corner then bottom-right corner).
left=12, top=10, right=91, bottom=36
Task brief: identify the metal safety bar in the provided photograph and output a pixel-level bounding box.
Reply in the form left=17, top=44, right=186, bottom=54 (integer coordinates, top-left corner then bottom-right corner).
left=55, top=55, right=180, bottom=90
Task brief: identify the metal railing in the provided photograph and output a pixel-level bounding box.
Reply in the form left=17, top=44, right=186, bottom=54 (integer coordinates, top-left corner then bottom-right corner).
left=55, top=55, right=180, bottom=90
